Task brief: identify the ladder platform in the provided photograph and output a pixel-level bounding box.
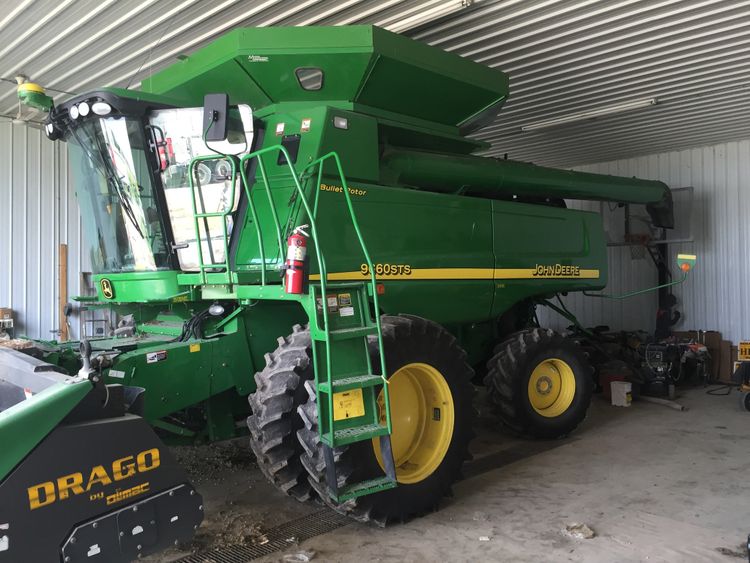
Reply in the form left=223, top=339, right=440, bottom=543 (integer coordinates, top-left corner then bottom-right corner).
left=334, top=476, right=398, bottom=502
left=327, top=423, right=389, bottom=447
left=318, top=374, right=384, bottom=394
left=314, top=326, right=377, bottom=341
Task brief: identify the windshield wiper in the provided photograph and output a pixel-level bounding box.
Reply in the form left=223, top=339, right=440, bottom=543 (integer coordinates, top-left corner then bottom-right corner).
left=67, top=125, right=145, bottom=238
left=76, top=124, right=146, bottom=239
left=109, top=172, right=145, bottom=239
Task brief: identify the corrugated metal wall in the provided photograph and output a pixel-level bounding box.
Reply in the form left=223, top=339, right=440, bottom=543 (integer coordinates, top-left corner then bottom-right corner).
left=541, top=138, right=750, bottom=344
left=2, top=127, right=748, bottom=343
left=0, top=121, right=91, bottom=340
left=4, top=0, right=750, bottom=167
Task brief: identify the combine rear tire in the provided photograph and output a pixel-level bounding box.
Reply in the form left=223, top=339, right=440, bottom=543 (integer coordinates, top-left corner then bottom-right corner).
left=485, top=328, right=592, bottom=439
left=247, top=324, right=314, bottom=501
left=297, top=315, right=474, bottom=524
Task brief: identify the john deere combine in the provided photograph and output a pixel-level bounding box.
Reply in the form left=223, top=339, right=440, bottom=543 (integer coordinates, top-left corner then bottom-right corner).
left=0, top=26, right=677, bottom=561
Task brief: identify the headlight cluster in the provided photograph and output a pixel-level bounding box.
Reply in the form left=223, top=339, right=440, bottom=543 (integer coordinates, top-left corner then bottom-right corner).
left=67, top=100, right=111, bottom=120
left=46, top=98, right=115, bottom=140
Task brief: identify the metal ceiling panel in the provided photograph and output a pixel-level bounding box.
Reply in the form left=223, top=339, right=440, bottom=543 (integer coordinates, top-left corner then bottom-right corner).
left=1, top=0, right=747, bottom=167
left=414, top=0, right=750, bottom=166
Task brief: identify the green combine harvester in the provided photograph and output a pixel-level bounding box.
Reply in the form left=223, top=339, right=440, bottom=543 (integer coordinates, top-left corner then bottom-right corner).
left=0, top=25, right=681, bottom=562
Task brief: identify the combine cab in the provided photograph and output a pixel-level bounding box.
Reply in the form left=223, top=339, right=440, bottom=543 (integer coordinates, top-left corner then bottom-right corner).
left=1, top=25, right=678, bottom=560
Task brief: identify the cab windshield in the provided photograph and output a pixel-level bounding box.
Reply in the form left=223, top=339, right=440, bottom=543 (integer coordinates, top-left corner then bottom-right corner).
left=149, top=107, right=249, bottom=271
left=66, top=116, right=171, bottom=273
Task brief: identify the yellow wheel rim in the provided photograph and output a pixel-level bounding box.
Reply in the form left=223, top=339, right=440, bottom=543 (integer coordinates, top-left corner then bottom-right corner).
left=527, top=358, right=576, bottom=418
left=373, top=363, right=454, bottom=485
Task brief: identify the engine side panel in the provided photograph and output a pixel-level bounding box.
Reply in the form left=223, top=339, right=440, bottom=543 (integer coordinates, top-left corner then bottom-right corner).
left=491, top=201, right=608, bottom=318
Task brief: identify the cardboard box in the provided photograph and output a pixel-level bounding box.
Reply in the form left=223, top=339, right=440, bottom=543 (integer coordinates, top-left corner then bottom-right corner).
left=0, top=308, right=12, bottom=320
left=720, top=340, right=733, bottom=382
left=672, top=330, right=699, bottom=340
left=732, top=346, right=741, bottom=380
left=707, top=333, right=723, bottom=381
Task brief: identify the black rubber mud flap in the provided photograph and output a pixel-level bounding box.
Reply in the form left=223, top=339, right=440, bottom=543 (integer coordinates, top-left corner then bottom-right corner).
left=0, top=389, right=203, bottom=563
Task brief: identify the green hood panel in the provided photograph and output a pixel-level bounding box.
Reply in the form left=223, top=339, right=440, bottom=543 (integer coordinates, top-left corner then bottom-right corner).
left=0, top=380, right=91, bottom=481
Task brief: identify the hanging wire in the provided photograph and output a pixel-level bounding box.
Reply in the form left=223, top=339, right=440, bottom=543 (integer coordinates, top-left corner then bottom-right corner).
left=0, top=76, right=77, bottom=96
left=125, top=17, right=175, bottom=89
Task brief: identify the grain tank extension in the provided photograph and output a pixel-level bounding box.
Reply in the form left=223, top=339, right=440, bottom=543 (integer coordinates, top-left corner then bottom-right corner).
left=0, top=25, right=678, bottom=561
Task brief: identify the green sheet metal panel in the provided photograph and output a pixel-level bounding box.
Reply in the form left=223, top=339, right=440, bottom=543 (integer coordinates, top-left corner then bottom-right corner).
left=358, top=26, right=508, bottom=128
left=142, top=26, right=508, bottom=130
left=490, top=202, right=608, bottom=318
left=311, top=180, right=496, bottom=325
left=92, top=271, right=184, bottom=303
left=0, top=380, right=91, bottom=481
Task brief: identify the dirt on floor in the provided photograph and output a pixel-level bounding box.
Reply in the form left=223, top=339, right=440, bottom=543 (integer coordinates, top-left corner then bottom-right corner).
left=146, top=387, right=750, bottom=563
left=142, top=441, right=321, bottom=562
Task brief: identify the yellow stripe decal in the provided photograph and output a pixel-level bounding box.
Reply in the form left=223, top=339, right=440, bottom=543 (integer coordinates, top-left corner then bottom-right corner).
left=496, top=268, right=600, bottom=279
left=310, top=268, right=599, bottom=281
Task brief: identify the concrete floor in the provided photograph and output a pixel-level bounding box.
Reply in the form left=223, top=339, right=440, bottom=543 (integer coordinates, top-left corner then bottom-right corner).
left=150, top=387, right=750, bottom=562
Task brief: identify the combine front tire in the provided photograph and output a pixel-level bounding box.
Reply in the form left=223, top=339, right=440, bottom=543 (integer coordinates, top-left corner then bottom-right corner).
left=485, top=328, right=592, bottom=439
left=297, top=315, right=475, bottom=524
left=247, top=324, right=314, bottom=501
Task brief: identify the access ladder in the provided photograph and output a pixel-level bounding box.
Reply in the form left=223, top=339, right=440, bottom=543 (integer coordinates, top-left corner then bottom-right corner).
left=187, top=147, right=397, bottom=501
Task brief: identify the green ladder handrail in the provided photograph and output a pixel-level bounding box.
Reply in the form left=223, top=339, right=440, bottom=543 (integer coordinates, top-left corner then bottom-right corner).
left=237, top=145, right=327, bottom=285
left=188, top=145, right=393, bottom=447
left=187, top=154, right=239, bottom=284
left=239, top=146, right=337, bottom=445
left=235, top=146, right=392, bottom=445
left=299, top=152, right=392, bottom=435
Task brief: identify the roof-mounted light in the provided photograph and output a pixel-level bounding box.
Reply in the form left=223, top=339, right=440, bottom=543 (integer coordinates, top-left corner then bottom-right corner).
left=91, top=101, right=111, bottom=116
left=44, top=121, right=62, bottom=141
left=78, top=101, right=90, bottom=117
left=69, top=105, right=79, bottom=119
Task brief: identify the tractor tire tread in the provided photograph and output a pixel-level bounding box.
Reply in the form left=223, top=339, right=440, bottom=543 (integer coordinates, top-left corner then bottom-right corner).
left=484, top=328, right=591, bottom=439
left=297, top=314, right=474, bottom=525
left=247, top=324, right=315, bottom=502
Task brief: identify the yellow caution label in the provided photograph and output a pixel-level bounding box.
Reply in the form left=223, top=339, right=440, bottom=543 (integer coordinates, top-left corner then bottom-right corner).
left=333, top=389, right=365, bottom=421
left=739, top=342, right=750, bottom=361
left=189, top=343, right=201, bottom=353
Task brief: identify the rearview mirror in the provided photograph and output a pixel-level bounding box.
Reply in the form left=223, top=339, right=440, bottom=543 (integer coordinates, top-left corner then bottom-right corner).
left=203, top=93, right=229, bottom=142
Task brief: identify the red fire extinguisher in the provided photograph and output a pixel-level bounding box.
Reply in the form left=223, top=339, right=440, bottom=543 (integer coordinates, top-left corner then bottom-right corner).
left=284, top=225, right=309, bottom=294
